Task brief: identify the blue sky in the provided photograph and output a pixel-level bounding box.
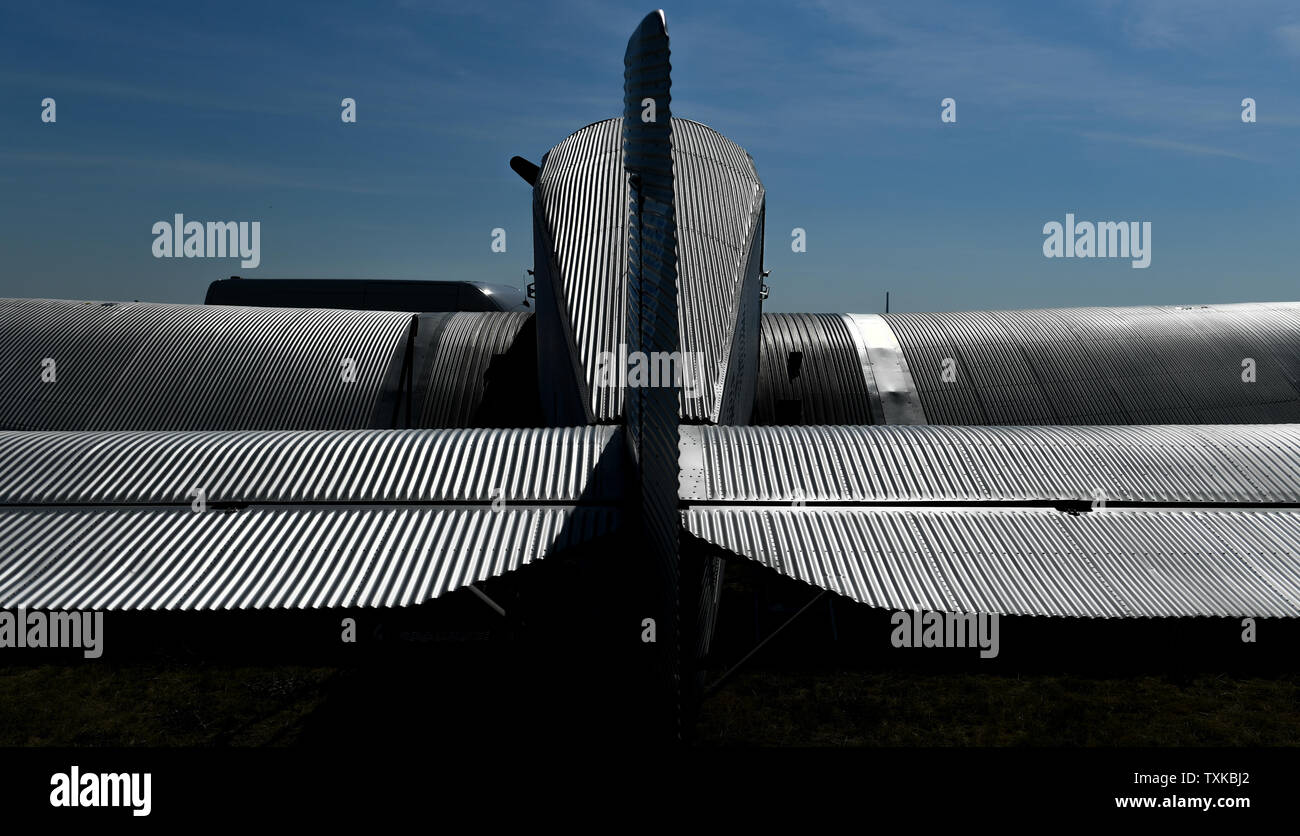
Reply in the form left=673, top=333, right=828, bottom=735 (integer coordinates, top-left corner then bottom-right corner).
left=1, top=0, right=1298, bottom=313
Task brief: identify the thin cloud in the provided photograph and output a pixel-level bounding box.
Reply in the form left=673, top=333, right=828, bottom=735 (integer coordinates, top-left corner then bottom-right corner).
left=0, top=150, right=398, bottom=194
left=805, top=0, right=1300, bottom=145
left=1277, top=23, right=1300, bottom=56
left=1080, top=130, right=1260, bottom=162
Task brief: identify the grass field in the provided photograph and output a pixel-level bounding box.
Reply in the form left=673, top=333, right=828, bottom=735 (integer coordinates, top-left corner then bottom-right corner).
left=3, top=661, right=1297, bottom=747
left=697, top=670, right=1300, bottom=746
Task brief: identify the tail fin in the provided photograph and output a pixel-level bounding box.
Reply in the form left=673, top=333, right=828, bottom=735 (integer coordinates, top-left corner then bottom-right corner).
left=622, top=9, right=683, bottom=740
left=622, top=8, right=679, bottom=439
left=623, top=10, right=675, bottom=208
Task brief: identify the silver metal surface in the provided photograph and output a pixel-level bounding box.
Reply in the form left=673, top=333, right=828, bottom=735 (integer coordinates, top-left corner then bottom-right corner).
left=0, top=505, right=617, bottom=610
left=683, top=506, right=1300, bottom=617
left=883, top=302, right=1300, bottom=425
left=673, top=119, right=764, bottom=424
left=754, top=303, right=1300, bottom=426
left=415, top=312, right=536, bottom=428
left=752, top=313, right=874, bottom=425
left=681, top=422, right=1300, bottom=617
left=0, top=426, right=622, bottom=505
left=0, top=426, right=623, bottom=610
left=0, top=298, right=411, bottom=431
left=844, top=314, right=927, bottom=424
left=531, top=116, right=763, bottom=424
left=679, top=424, right=1300, bottom=505
left=532, top=118, right=627, bottom=425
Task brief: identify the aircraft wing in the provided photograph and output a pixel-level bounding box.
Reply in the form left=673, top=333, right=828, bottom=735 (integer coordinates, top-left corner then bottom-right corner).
left=680, top=424, right=1300, bottom=617
left=0, top=426, right=622, bottom=610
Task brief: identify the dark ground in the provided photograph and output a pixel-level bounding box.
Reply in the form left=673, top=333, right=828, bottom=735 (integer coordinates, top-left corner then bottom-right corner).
left=1, top=559, right=1297, bottom=747
left=2, top=662, right=1298, bottom=747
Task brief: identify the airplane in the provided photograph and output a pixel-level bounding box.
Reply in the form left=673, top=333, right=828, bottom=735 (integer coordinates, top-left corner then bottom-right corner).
left=1, top=10, right=1298, bottom=739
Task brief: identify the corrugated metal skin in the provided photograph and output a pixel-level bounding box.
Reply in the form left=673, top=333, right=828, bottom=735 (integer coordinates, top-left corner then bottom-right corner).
left=679, top=424, right=1300, bottom=505
left=716, top=233, right=762, bottom=426
left=416, top=312, right=538, bottom=428
left=672, top=119, right=764, bottom=423
left=624, top=9, right=683, bottom=737
left=0, top=426, right=622, bottom=505
left=683, top=507, right=1300, bottom=617
left=531, top=118, right=763, bottom=424
left=0, top=298, right=410, bottom=431
left=882, top=302, right=1300, bottom=425
left=623, top=35, right=681, bottom=569
left=751, top=303, right=1300, bottom=426
left=752, top=313, right=874, bottom=425
left=0, top=505, right=617, bottom=611
left=533, top=118, right=627, bottom=425
left=0, top=426, right=623, bottom=610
